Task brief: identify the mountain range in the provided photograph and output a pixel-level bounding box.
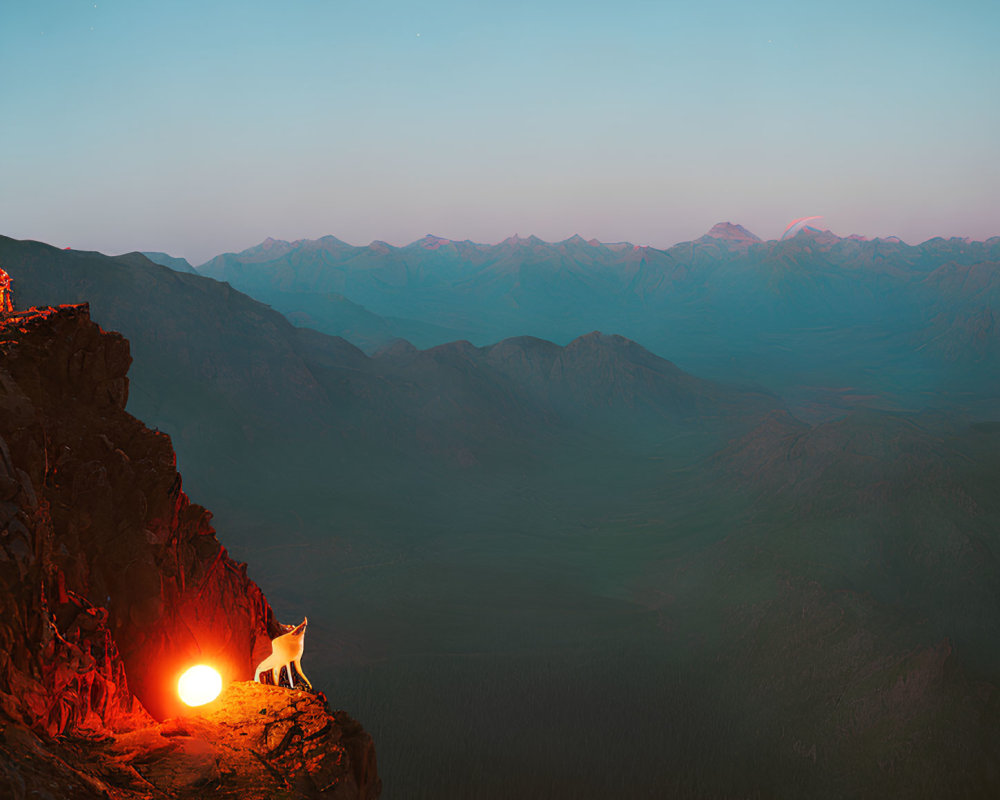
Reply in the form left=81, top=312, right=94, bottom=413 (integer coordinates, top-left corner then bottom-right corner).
left=2, top=234, right=777, bottom=505
left=182, top=224, right=1000, bottom=419
left=4, top=229, right=1000, bottom=797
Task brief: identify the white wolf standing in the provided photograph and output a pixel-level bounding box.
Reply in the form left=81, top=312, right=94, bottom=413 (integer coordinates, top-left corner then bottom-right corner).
left=254, top=617, right=312, bottom=689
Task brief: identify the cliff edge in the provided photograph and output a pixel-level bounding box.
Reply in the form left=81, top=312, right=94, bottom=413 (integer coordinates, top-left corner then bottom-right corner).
left=0, top=304, right=379, bottom=798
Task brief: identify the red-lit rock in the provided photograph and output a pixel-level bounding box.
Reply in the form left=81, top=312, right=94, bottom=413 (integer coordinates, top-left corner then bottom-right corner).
left=0, top=683, right=380, bottom=799
left=0, top=305, right=380, bottom=798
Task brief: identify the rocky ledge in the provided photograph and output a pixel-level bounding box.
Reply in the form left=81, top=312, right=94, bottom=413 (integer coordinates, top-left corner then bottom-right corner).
left=1, top=682, right=378, bottom=799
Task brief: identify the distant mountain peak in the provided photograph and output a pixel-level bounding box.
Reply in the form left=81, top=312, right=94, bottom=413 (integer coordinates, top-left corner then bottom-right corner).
left=792, top=226, right=841, bottom=245
left=501, top=234, right=544, bottom=247
left=603, top=241, right=636, bottom=252
left=418, top=234, right=452, bottom=250
left=700, top=222, right=762, bottom=246
left=317, top=234, right=352, bottom=247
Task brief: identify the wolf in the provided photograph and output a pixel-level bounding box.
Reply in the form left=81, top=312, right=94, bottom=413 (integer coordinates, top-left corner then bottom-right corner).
left=254, top=617, right=312, bottom=689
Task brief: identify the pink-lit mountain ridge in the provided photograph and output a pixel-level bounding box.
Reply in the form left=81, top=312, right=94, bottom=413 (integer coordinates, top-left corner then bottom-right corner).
left=187, top=223, right=1000, bottom=416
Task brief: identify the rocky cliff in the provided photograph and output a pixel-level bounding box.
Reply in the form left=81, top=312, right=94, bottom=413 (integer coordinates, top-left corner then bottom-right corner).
left=0, top=304, right=379, bottom=798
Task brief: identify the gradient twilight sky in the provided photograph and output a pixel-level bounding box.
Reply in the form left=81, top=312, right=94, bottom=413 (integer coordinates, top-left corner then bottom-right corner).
left=2, top=0, right=998, bottom=264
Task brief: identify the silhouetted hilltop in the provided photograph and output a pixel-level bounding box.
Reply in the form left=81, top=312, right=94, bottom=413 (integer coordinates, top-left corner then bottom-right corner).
left=142, top=251, right=199, bottom=273
left=0, top=235, right=339, bottom=489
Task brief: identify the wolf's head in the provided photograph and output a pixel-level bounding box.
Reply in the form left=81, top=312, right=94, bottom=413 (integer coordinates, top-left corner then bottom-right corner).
left=290, top=617, right=307, bottom=637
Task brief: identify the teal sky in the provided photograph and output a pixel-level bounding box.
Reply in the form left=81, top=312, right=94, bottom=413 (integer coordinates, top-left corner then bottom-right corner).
left=2, top=0, right=998, bottom=263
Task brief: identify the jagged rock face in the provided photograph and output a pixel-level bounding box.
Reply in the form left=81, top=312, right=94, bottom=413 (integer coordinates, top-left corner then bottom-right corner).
left=1, top=305, right=150, bottom=738
left=0, top=305, right=381, bottom=797
left=0, top=305, right=281, bottom=728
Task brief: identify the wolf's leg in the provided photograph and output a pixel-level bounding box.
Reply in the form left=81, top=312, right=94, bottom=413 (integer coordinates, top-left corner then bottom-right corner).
left=255, top=655, right=273, bottom=683
left=287, top=662, right=294, bottom=689
left=294, top=657, right=312, bottom=689
left=272, top=664, right=282, bottom=686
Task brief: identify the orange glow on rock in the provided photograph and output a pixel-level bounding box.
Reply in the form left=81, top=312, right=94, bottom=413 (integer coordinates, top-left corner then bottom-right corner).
left=177, top=665, right=223, bottom=707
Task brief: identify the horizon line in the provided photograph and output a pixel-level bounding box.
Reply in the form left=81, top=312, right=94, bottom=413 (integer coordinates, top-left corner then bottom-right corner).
left=180, top=224, right=998, bottom=265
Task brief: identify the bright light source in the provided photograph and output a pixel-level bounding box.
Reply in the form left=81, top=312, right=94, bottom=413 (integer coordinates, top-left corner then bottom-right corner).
left=178, top=665, right=222, bottom=707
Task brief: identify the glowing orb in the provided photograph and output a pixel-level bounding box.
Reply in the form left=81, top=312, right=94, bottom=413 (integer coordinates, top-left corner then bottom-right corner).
left=177, top=665, right=222, bottom=707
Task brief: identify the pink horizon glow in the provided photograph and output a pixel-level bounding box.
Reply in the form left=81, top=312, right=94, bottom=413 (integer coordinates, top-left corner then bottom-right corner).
left=780, top=216, right=824, bottom=240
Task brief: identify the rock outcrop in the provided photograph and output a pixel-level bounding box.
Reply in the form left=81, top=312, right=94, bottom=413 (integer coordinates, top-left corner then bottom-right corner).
left=0, top=682, right=379, bottom=799
left=0, top=305, right=379, bottom=798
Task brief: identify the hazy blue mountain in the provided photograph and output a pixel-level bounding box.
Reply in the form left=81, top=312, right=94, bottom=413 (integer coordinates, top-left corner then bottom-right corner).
left=198, top=226, right=1000, bottom=416
left=265, top=288, right=468, bottom=351
left=142, top=250, right=199, bottom=273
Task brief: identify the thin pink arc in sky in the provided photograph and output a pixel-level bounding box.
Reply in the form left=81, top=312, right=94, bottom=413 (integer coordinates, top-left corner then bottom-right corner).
left=781, top=216, right=823, bottom=240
